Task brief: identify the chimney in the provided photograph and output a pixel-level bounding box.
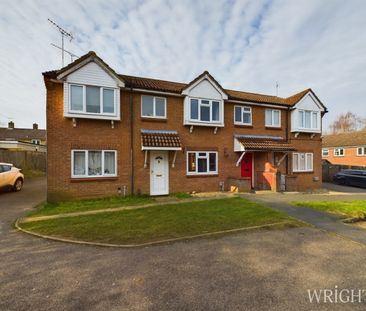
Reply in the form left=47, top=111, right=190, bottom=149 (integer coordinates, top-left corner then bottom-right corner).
left=33, top=123, right=38, bottom=130
left=8, top=121, right=14, bottom=129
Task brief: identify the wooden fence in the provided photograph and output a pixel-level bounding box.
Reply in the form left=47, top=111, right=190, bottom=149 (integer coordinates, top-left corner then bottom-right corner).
left=0, top=150, right=46, bottom=171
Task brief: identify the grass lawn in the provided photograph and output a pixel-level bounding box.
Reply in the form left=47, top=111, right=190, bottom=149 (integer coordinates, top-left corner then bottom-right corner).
left=292, top=200, right=366, bottom=218
left=30, top=196, right=156, bottom=217
left=21, top=197, right=300, bottom=245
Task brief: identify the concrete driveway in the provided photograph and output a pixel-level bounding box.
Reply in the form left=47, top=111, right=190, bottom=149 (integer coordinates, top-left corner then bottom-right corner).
left=2, top=178, right=366, bottom=310
left=323, top=182, right=366, bottom=193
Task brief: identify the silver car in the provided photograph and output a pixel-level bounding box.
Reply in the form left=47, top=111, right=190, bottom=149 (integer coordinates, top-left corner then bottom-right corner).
left=0, top=163, right=24, bottom=191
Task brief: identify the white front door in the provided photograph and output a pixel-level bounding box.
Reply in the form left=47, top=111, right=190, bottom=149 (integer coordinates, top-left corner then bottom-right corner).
left=150, top=151, right=169, bottom=195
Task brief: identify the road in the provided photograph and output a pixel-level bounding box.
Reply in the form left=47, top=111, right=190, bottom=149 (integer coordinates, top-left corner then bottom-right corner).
left=1, top=178, right=366, bottom=310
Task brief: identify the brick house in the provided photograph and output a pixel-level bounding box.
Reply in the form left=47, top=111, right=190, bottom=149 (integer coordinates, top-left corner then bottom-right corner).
left=322, top=130, right=366, bottom=167
left=43, top=51, right=327, bottom=201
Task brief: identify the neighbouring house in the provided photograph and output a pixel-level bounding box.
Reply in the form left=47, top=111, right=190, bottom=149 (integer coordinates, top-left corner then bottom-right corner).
left=0, top=122, right=46, bottom=152
left=322, top=130, right=366, bottom=167
left=43, top=51, right=327, bottom=201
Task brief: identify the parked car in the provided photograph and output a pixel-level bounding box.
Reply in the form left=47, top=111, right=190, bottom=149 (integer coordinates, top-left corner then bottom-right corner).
left=0, top=163, right=24, bottom=191
left=333, top=169, right=366, bottom=188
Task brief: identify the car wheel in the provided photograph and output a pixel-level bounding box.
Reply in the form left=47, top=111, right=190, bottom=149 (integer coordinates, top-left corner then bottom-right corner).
left=13, top=178, right=23, bottom=192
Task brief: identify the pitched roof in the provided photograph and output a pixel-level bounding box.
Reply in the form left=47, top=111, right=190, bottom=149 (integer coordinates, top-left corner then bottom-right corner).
left=43, top=51, right=321, bottom=108
left=182, top=70, right=228, bottom=97
left=235, top=135, right=295, bottom=151
left=141, top=130, right=182, bottom=149
left=322, top=131, right=366, bottom=147
left=0, top=127, right=46, bottom=141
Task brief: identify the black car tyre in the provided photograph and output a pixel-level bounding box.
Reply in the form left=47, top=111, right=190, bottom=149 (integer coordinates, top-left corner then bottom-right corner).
left=13, top=178, right=23, bottom=192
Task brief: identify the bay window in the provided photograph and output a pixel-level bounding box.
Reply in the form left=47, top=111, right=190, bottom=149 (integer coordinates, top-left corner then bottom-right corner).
left=72, top=150, right=117, bottom=178
left=187, top=151, right=218, bottom=175
left=69, top=84, right=116, bottom=115
left=265, top=109, right=281, bottom=127
left=190, top=98, right=221, bottom=123
left=298, top=110, right=319, bottom=130
left=293, top=153, right=313, bottom=172
left=234, top=106, right=252, bottom=125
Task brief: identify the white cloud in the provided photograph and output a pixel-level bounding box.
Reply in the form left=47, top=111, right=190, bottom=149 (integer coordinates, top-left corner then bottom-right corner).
left=0, top=0, right=365, bottom=130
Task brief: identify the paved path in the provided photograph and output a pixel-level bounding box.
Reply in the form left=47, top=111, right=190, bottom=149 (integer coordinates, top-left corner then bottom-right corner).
left=3, top=179, right=366, bottom=310
left=246, top=192, right=366, bottom=245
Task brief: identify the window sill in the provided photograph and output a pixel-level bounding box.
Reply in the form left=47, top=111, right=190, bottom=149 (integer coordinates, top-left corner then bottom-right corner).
left=186, top=174, right=219, bottom=178
left=265, top=126, right=282, bottom=130
left=292, top=171, right=314, bottom=174
left=70, top=176, right=119, bottom=182
left=234, top=124, right=253, bottom=128
left=140, top=117, right=167, bottom=122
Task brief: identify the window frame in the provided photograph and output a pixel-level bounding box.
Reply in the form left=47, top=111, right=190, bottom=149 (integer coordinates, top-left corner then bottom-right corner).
left=68, top=83, right=117, bottom=116
left=265, top=109, right=281, bottom=128
left=189, top=98, right=222, bottom=124
left=322, top=148, right=329, bottom=157
left=141, top=95, right=167, bottom=119
left=334, top=148, right=345, bottom=157
left=357, top=147, right=366, bottom=156
left=234, top=105, right=252, bottom=126
left=71, top=150, right=117, bottom=178
left=186, top=151, right=218, bottom=175
left=293, top=152, right=313, bottom=173
left=298, top=109, right=319, bottom=130
left=31, top=139, right=41, bottom=145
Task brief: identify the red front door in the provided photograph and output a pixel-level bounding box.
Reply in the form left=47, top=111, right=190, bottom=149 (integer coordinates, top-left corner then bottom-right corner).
left=241, top=153, right=253, bottom=182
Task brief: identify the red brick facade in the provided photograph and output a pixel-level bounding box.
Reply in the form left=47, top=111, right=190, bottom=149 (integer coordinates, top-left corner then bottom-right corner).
left=44, top=53, right=325, bottom=201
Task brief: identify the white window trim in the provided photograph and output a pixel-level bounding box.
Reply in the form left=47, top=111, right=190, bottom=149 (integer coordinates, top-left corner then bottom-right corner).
left=186, top=151, right=218, bottom=175
left=298, top=110, right=319, bottom=131
left=189, top=98, right=222, bottom=124
left=69, top=84, right=117, bottom=116
left=265, top=109, right=281, bottom=128
left=334, top=148, right=345, bottom=157
left=71, top=150, right=117, bottom=178
left=357, top=147, right=366, bottom=156
left=293, top=152, right=313, bottom=172
left=31, top=139, right=41, bottom=145
left=234, top=105, right=252, bottom=126
left=141, top=95, right=167, bottom=119
left=322, top=148, right=329, bottom=157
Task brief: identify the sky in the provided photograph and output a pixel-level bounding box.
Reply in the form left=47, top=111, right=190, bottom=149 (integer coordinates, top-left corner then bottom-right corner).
left=0, top=0, right=365, bottom=131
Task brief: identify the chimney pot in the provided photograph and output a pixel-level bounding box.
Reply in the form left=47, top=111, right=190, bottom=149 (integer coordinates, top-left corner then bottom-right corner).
left=33, top=123, right=38, bottom=130
left=8, top=121, right=14, bottom=129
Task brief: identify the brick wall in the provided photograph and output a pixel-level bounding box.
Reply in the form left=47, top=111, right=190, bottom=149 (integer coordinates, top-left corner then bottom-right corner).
left=323, top=146, right=366, bottom=167
left=46, top=79, right=323, bottom=200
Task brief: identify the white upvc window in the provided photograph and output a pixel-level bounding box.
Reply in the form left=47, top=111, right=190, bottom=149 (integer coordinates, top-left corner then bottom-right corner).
left=141, top=95, right=167, bottom=118
left=298, top=110, right=319, bottom=130
left=265, top=109, right=281, bottom=127
left=357, top=147, right=366, bottom=156
left=322, top=148, right=329, bottom=157
left=71, top=150, right=117, bottom=178
left=334, top=148, right=344, bottom=157
left=69, top=84, right=116, bottom=115
left=186, top=151, right=218, bottom=175
left=293, top=153, right=313, bottom=172
left=234, top=106, right=252, bottom=125
left=189, top=98, right=221, bottom=123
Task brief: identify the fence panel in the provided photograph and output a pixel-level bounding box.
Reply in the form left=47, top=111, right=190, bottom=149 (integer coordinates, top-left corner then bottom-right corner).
left=0, top=150, right=46, bottom=171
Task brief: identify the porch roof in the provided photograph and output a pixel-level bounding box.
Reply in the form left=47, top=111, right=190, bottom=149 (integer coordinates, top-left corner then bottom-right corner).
left=141, top=129, right=182, bottom=150
left=235, top=135, right=296, bottom=152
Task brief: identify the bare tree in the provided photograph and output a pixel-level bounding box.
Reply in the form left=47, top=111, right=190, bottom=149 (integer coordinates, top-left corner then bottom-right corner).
left=329, top=112, right=366, bottom=134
